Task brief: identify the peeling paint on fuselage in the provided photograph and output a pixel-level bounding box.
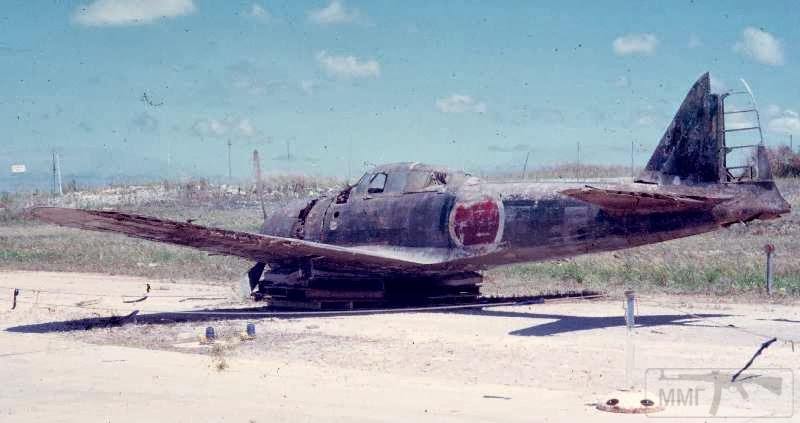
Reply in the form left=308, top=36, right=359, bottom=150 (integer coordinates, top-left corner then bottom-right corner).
left=259, top=172, right=784, bottom=274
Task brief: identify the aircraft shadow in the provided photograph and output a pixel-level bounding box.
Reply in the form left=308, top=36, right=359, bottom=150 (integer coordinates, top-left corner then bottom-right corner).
left=756, top=318, right=800, bottom=324
left=6, top=305, right=731, bottom=337
left=2, top=294, right=573, bottom=334
left=4, top=306, right=417, bottom=334
left=457, top=309, right=731, bottom=336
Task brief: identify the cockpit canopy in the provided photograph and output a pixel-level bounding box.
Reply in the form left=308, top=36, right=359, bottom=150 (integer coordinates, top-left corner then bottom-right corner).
left=351, top=162, right=467, bottom=195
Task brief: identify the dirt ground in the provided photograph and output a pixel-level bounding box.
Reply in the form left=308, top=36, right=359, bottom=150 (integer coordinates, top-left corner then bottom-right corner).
left=1, top=271, right=799, bottom=422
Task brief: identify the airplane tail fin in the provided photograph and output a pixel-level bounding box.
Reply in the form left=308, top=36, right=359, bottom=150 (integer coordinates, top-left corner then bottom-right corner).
left=637, top=72, right=779, bottom=186
left=637, top=73, right=727, bottom=185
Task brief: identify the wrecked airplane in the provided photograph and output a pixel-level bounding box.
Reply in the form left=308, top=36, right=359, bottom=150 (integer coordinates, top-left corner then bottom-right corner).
left=33, top=73, right=791, bottom=308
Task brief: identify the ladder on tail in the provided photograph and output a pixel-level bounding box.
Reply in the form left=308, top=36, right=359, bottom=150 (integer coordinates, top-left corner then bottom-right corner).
left=721, top=79, right=768, bottom=182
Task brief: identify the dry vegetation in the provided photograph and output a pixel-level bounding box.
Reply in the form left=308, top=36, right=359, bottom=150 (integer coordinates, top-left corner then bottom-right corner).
left=1, top=172, right=799, bottom=298
left=767, top=145, right=800, bottom=178
left=210, top=343, right=229, bottom=371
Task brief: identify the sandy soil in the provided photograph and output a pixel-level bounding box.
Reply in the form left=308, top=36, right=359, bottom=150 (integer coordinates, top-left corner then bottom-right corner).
left=1, top=271, right=799, bottom=422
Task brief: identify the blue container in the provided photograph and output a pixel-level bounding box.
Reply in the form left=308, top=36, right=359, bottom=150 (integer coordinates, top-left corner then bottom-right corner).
left=246, top=322, right=256, bottom=337
left=205, top=326, right=216, bottom=341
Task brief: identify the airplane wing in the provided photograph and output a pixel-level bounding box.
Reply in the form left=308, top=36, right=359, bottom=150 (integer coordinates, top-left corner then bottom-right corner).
left=560, top=185, right=730, bottom=214
left=30, top=207, right=431, bottom=273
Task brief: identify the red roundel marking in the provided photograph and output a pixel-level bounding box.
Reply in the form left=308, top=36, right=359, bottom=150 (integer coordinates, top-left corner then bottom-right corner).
left=452, top=200, right=500, bottom=246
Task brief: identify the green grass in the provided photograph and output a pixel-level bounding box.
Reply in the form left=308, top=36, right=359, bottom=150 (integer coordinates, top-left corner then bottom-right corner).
left=0, top=184, right=289, bottom=283
left=0, top=221, right=253, bottom=283
left=487, top=259, right=800, bottom=297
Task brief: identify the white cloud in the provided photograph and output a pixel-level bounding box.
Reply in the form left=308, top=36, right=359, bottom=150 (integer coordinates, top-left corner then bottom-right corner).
left=308, top=0, right=359, bottom=24
left=191, top=117, right=259, bottom=139
left=612, top=33, right=658, bottom=56
left=315, top=51, right=380, bottom=78
left=733, top=27, right=784, bottom=66
left=245, top=3, right=271, bottom=21
left=436, top=94, right=486, bottom=114
left=73, top=0, right=195, bottom=26
left=767, top=107, right=800, bottom=135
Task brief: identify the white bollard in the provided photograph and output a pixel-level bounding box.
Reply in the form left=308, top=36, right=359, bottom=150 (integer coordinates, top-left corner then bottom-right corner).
left=624, top=290, right=636, bottom=389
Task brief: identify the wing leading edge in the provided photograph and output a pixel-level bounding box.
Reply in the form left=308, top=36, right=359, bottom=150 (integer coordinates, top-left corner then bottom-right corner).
left=30, top=207, right=430, bottom=273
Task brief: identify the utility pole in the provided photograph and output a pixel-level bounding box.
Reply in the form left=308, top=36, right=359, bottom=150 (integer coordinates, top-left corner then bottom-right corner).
left=252, top=149, right=267, bottom=219
left=631, top=140, right=635, bottom=178
left=51, top=150, right=63, bottom=196
left=226, top=139, right=232, bottom=180
left=51, top=151, right=57, bottom=195
left=576, top=141, right=581, bottom=182
left=791, top=134, right=794, bottom=152
left=521, top=150, right=530, bottom=180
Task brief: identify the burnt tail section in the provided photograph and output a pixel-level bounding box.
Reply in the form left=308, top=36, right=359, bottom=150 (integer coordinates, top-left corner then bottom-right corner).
left=637, top=73, right=725, bottom=185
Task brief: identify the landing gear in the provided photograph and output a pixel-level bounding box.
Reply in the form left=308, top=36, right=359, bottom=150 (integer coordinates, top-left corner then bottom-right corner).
left=241, top=262, right=267, bottom=300
left=245, top=262, right=481, bottom=310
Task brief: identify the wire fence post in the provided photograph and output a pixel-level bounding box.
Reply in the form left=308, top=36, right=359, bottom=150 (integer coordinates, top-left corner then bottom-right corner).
left=764, top=244, right=774, bottom=295
left=11, top=288, right=19, bottom=310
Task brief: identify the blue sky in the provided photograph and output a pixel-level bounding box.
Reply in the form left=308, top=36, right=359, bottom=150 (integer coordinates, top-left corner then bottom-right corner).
left=1, top=0, right=799, bottom=186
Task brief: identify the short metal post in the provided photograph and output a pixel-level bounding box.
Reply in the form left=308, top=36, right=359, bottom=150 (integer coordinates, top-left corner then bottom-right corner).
left=624, top=290, right=636, bottom=389
left=764, top=244, right=774, bottom=295
left=624, top=290, right=635, bottom=330
left=11, top=288, right=19, bottom=310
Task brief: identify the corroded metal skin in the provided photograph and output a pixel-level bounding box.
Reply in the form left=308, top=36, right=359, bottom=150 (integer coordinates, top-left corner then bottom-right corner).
left=637, top=72, right=726, bottom=185
left=256, top=73, right=790, bottom=275
left=32, top=73, right=791, bottom=285
left=257, top=170, right=788, bottom=274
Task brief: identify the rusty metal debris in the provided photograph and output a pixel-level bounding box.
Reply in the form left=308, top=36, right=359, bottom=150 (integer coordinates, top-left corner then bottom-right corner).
left=31, top=73, right=791, bottom=309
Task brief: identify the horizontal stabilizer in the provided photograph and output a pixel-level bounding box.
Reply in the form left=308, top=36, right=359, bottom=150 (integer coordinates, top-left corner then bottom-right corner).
left=561, top=186, right=730, bottom=214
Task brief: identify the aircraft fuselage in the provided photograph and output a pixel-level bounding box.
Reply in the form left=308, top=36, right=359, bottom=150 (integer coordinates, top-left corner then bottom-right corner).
left=260, top=172, right=789, bottom=273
